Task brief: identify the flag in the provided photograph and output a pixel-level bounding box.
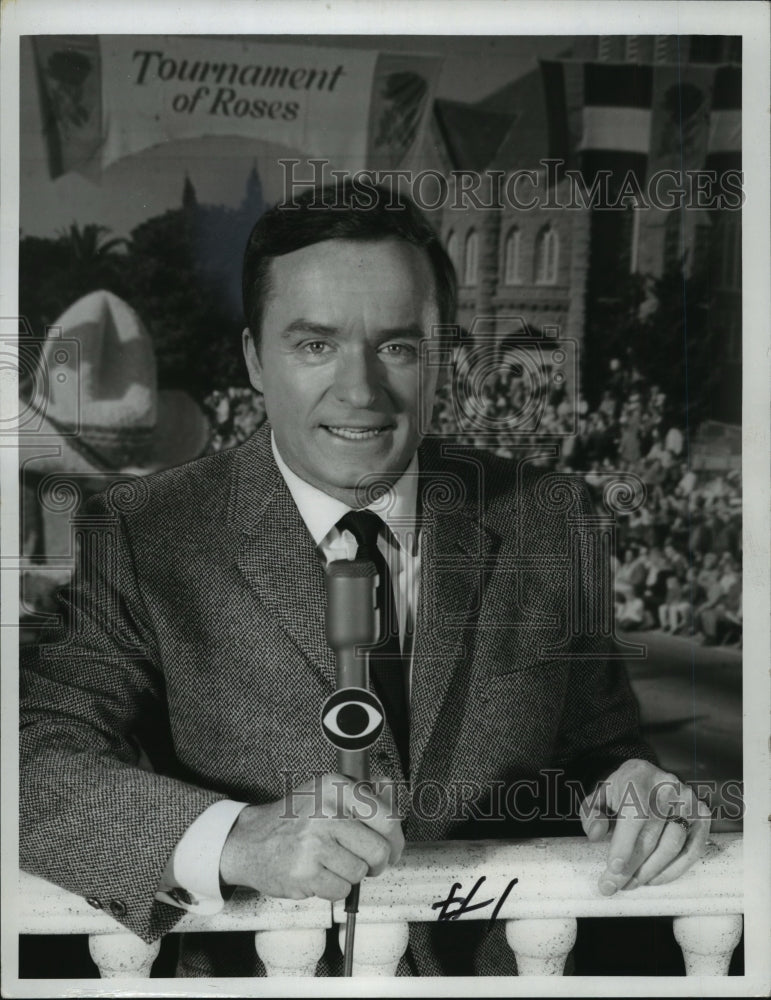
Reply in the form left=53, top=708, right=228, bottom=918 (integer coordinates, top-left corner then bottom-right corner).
left=32, top=36, right=102, bottom=178
left=540, top=59, right=651, bottom=195
left=580, top=62, right=653, bottom=155
left=366, top=52, right=443, bottom=170
left=648, top=63, right=716, bottom=175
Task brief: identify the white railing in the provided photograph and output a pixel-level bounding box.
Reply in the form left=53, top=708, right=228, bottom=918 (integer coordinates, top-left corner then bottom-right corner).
left=17, top=833, right=742, bottom=978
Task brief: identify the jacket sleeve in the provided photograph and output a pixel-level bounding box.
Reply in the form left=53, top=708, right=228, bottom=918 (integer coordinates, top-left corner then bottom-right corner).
left=20, top=493, right=229, bottom=944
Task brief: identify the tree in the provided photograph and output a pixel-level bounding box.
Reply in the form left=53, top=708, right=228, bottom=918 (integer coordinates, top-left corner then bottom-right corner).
left=638, top=259, right=721, bottom=429
left=19, top=224, right=129, bottom=376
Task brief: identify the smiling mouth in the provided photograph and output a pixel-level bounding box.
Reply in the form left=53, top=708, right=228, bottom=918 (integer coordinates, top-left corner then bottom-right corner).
left=323, top=425, right=394, bottom=440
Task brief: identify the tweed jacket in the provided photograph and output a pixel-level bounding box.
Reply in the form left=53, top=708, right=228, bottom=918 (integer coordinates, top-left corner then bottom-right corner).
left=20, top=423, right=654, bottom=976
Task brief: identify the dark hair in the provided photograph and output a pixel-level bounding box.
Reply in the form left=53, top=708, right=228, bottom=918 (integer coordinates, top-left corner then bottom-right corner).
left=241, top=180, right=457, bottom=347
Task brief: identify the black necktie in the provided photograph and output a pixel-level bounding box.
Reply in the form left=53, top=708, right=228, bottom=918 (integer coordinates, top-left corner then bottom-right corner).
left=336, top=510, right=409, bottom=774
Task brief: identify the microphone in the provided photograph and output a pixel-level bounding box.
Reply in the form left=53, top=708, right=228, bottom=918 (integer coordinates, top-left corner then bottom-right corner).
left=323, top=557, right=380, bottom=976
left=323, top=558, right=379, bottom=782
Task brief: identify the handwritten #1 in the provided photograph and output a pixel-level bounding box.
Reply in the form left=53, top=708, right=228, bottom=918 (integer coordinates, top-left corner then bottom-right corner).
left=432, top=877, right=519, bottom=924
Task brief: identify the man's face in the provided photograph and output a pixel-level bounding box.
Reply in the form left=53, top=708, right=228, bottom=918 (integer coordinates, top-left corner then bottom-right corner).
left=243, top=237, right=444, bottom=504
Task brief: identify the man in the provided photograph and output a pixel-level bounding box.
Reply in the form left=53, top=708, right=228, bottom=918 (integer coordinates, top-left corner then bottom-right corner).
left=20, top=183, right=709, bottom=977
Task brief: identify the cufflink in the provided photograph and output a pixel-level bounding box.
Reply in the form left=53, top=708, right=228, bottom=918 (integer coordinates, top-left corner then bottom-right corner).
left=169, top=887, right=194, bottom=906
left=85, top=896, right=102, bottom=910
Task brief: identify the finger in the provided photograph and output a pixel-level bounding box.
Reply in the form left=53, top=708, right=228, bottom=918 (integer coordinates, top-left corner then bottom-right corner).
left=601, top=816, right=646, bottom=892
left=629, top=818, right=688, bottom=886
left=600, top=815, right=667, bottom=895
left=331, top=818, right=393, bottom=876
left=311, top=868, right=352, bottom=902
left=624, top=777, right=687, bottom=887
left=599, top=771, right=668, bottom=894
left=580, top=782, right=610, bottom=841
left=648, top=802, right=712, bottom=885
left=631, top=782, right=694, bottom=885
left=346, top=781, right=405, bottom=864
left=317, top=841, right=369, bottom=886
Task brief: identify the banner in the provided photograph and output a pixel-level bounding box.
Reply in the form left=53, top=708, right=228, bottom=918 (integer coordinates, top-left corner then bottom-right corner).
left=33, top=36, right=442, bottom=178
left=32, top=36, right=102, bottom=178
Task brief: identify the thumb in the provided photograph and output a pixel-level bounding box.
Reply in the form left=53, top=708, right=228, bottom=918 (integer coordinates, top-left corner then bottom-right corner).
left=580, top=782, right=610, bottom=841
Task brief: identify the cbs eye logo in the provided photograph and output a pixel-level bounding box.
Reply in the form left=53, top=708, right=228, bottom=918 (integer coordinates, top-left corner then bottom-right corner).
left=321, top=688, right=385, bottom=751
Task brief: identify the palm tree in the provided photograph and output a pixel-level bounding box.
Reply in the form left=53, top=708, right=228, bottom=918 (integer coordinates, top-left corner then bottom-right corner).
left=56, top=222, right=127, bottom=266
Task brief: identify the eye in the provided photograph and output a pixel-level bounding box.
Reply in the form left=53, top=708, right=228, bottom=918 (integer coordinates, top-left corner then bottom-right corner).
left=302, top=340, right=331, bottom=356
left=380, top=342, right=417, bottom=359
left=321, top=688, right=385, bottom=750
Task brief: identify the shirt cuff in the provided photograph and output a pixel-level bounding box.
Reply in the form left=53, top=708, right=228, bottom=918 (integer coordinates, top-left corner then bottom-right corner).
left=156, top=799, right=248, bottom=914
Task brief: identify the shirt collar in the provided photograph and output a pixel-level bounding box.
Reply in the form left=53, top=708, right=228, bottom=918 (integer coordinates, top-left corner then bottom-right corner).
left=271, top=432, right=418, bottom=551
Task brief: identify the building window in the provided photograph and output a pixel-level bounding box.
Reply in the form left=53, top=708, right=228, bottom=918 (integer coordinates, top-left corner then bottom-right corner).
left=654, top=36, right=674, bottom=63
left=464, top=229, right=478, bottom=286
left=598, top=36, right=614, bottom=62
left=692, top=221, right=713, bottom=274
left=503, top=228, right=521, bottom=285
left=719, top=216, right=741, bottom=290
left=628, top=208, right=642, bottom=274
left=534, top=226, right=559, bottom=285
left=664, top=211, right=684, bottom=271
left=446, top=231, right=459, bottom=274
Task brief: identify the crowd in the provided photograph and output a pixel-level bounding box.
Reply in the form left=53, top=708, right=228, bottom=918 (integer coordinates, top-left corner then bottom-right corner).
left=427, top=351, right=743, bottom=650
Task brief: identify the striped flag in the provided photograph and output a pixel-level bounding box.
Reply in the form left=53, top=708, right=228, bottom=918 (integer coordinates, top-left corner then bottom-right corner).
left=580, top=63, right=653, bottom=155
left=540, top=57, right=741, bottom=182
left=540, top=59, right=651, bottom=197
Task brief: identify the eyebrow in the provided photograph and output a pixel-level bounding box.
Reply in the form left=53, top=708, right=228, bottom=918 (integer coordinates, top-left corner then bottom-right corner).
left=281, top=320, right=426, bottom=340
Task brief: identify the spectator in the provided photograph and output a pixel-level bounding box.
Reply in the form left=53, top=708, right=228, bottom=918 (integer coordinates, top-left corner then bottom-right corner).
left=616, top=585, right=646, bottom=631
left=659, top=576, right=692, bottom=634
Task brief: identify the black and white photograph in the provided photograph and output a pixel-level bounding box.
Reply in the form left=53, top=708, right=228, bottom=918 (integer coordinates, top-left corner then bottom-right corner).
left=2, top=1, right=769, bottom=995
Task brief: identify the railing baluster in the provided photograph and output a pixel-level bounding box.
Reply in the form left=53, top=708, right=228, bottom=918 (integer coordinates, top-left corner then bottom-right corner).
left=88, top=933, right=160, bottom=978
left=673, top=913, right=743, bottom=976
left=504, top=917, right=578, bottom=975
left=337, top=921, right=409, bottom=976
left=254, top=926, right=327, bottom=976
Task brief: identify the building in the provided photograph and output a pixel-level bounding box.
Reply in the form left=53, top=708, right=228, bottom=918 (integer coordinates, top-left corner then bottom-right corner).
left=420, top=34, right=742, bottom=424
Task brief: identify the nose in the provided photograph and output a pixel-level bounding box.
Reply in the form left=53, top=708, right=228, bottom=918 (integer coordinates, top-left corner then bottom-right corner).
left=333, top=347, right=380, bottom=409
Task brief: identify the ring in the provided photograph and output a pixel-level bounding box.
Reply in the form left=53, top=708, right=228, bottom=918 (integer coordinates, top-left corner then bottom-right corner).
left=667, top=815, right=691, bottom=833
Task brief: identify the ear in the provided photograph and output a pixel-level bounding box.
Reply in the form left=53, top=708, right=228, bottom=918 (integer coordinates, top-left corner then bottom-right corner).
left=242, top=327, right=263, bottom=394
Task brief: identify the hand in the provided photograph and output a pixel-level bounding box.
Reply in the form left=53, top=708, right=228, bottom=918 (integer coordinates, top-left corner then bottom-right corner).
left=580, top=759, right=711, bottom=895
left=219, top=773, right=404, bottom=902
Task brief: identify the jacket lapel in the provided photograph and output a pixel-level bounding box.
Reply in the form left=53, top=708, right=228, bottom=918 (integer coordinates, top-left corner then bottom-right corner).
left=409, top=445, right=496, bottom=781
left=229, top=426, right=336, bottom=689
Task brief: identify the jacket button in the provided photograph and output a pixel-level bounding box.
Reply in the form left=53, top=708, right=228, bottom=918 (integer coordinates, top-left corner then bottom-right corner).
left=109, top=898, right=127, bottom=917
left=85, top=896, right=102, bottom=910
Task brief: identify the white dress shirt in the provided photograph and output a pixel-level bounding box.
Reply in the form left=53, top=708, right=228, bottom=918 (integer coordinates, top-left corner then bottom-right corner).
left=156, top=434, right=421, bottom=912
